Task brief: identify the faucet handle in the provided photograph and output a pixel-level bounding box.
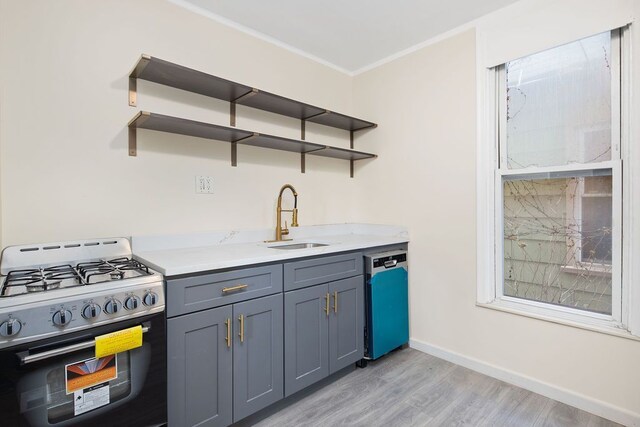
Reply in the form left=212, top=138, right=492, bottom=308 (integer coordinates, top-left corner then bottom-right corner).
left=282, top=220, right=289, bottom=236
left=292, top=208, right=299, bottom=227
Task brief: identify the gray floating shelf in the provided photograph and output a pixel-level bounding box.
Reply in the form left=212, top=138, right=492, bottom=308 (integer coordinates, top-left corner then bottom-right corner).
left=128, top=112, right=376, bottom=164
left=128, top=111, right=252, bottom=142
left=129, top=55, right=376, bottom=132
left=130, top=56, right=252, bottom=102
left=306, top=111, right=376, bottom=132
left=307, top=146, right=376, bottom=161
left=239, top=133, right=325, bottom=154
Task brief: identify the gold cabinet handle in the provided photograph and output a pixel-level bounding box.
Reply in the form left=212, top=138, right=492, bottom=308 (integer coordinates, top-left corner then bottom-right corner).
left=222, top=284, right=248, bottom=293
left=324, top=293, right=330, bottom=316
left=224, top=318, right=231, bottom=348
left=238, top=314, right=244, bottom=343
left=333, top=291, right=338, bottom=313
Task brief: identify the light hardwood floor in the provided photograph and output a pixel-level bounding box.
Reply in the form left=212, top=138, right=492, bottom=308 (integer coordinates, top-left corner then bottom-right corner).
left=254, top=348, right=621, bottom=427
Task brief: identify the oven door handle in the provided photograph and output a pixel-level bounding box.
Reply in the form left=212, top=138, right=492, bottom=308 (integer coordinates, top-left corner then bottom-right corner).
left=17, top=325, right=150, bottom=365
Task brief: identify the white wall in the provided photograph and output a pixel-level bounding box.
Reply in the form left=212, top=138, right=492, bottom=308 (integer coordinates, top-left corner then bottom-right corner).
left=0, top=0, right=369, bottom=246
left=353, top=0, right=640, bottom=424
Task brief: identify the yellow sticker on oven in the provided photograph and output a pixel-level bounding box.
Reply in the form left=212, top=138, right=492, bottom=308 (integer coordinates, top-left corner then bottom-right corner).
left=94, top=325, right=142, bottom=358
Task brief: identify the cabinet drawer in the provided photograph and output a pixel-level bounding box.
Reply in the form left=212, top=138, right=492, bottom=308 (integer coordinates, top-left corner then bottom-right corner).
left=166, top=265, right=283, bottom=317
left=284, top=252, right=363, bottom=291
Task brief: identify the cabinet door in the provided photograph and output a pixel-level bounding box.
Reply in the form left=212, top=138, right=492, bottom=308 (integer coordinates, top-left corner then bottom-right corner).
left=233, top=294, right=284, bottom=422
left=168, top=305, right=233, bottom=427
left=329, top=276, right=364, bottom=374
left=284, top=284, right=329, bottom=397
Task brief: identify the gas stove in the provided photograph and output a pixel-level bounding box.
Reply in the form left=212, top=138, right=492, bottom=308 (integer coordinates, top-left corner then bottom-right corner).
left=0, top=238, right=164, bottom=349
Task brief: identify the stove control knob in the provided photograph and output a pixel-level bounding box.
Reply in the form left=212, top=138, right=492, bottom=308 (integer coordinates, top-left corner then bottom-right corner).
left=0, top=318, right=22, bottom=337
left=52, top=309, right=72, bottom=327
left=124, top=296, right=140, bottom=311
left=104, top=299, right=121, bottom=315
left=82, top=303, right=101, bottom=320
left=142, top=292, right=158, bottom=307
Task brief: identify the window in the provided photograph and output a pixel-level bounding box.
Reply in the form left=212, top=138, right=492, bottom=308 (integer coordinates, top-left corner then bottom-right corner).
left=478, top=28, right=633, bottom=332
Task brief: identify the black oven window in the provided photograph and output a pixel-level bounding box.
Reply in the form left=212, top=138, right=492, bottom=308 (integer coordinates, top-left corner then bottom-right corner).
left=37, top=352, right=132, bottom=424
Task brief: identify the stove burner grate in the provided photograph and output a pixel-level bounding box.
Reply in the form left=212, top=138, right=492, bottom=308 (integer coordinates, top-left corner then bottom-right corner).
left=2, top=265, right=82, bottom=296
left=76, top=257, right=150, bottom=284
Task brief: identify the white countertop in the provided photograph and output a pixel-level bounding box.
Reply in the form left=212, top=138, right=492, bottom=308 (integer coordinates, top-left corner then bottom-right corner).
left=132, top=224, right=408, bottom=276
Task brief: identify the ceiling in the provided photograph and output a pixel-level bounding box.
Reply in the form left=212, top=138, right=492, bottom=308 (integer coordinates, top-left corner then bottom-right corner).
left=173, top=0, right=520, bottom=74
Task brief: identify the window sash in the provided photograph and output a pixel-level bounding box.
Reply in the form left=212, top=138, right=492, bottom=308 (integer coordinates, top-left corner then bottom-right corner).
left=497, top=30, right=621, bottom=171
left=494, top=161, right=622, bottom=321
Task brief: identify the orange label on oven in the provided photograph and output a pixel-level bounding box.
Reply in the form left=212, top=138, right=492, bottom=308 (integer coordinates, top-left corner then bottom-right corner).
left=65, top=356, right=117, bottom=394
left=94, top=325, right=142, bottom=358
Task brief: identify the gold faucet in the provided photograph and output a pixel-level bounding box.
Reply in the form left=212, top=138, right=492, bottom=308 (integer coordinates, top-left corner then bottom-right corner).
left=273, top=184, right=299, bottom=242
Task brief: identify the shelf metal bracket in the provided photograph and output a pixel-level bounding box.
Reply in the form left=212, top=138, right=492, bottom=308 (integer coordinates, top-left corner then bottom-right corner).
left=350, top=130, right=355, bottom=178
left=229, top=90, right=258, bottom=161
left=303, top=110, right=330, bottom=121
left=231, top=133, right=259, bottom=167
left=128, top=78, right=137, bottom=107
left=128, top=54, right=150, bottom=107
left=127, top=111, right=150, bottom=157
left=231, top=142, right=237, bottom=167
left=299, top=111, right=329, bottom=174
left=231, top=89, right=259, bottom=128
left=128, top=126, right=137, bottom=156
left=301, top=119, right=306, bottom=173
left=233, top=88, right=259, bottom=104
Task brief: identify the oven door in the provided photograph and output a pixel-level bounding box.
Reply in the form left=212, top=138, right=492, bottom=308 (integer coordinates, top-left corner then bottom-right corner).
left=0, top=313, right=166, bottom=427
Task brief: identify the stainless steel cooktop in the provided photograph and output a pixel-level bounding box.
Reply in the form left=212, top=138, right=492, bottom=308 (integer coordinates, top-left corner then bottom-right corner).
left=0, top=238, right=165, bottom=349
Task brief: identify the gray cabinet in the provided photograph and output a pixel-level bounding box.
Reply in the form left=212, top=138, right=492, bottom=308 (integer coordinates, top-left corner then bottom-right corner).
left=329, top=276, right=364, bottom=373
left=167, top=251, right=366, bottom=425
left=233, top=294, right=284, bottom=422
left=167, top=264, right=284, bottom=426
left=167, top=273, right=284, bottom=426
left=167, top=305, right=233, bottom=427
left=283, top=253, right=364, bottom=397
left=284, top=284, right=329, bottom=396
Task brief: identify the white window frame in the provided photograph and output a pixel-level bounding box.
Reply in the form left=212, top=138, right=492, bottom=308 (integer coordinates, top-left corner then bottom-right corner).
left=476, top=27, right=639, bottom=339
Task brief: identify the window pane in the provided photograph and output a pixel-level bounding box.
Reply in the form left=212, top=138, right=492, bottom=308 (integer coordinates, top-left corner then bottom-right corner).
left=582, top=196, right=612, bottom=264
left=505, top=32, right=612, bottom=169
left=503, top=172, right=612, bottom=314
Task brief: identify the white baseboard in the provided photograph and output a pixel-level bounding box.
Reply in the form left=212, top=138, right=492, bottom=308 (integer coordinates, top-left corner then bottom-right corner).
left=409, top=338, right=639, bottom=427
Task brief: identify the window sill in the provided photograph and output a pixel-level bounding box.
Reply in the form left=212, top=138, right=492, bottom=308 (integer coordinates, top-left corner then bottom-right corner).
left=476, top=299, right=640, bottom=342
left=560, top=263, right=612, bottom=278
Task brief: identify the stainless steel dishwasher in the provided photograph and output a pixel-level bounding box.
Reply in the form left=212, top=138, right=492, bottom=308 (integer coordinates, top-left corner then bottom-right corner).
left=361, top=250, right=409, bottom=365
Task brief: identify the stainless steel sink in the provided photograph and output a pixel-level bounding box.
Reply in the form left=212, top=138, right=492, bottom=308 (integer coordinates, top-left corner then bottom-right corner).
left=268, top=242, right=329, bottom=250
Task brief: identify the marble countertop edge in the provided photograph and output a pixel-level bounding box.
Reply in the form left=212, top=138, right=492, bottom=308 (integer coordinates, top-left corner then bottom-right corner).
left=132, top=224, right=408, bottom=276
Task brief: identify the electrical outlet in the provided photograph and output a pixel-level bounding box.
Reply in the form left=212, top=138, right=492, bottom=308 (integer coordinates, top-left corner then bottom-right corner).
left=195, top=176, right=214, bottom=194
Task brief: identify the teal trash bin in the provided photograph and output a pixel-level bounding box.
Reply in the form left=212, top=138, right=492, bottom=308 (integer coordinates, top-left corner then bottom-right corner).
left=364, top=250, right=409, bottom=360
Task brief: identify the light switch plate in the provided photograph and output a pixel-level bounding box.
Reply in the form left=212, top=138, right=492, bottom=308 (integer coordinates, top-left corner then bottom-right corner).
left=195, top=175, right=214, bottom=194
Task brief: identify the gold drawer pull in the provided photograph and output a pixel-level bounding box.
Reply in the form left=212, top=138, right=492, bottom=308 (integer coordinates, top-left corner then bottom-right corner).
left=222, top=284, right=248, bottom=293
left=224, top=318, right=231, bottom=348
left=333, top=291, right=338, bottom=313
left=324, top=293, right=330, bottom=316
left=238, top=314, right=244, bottom=343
